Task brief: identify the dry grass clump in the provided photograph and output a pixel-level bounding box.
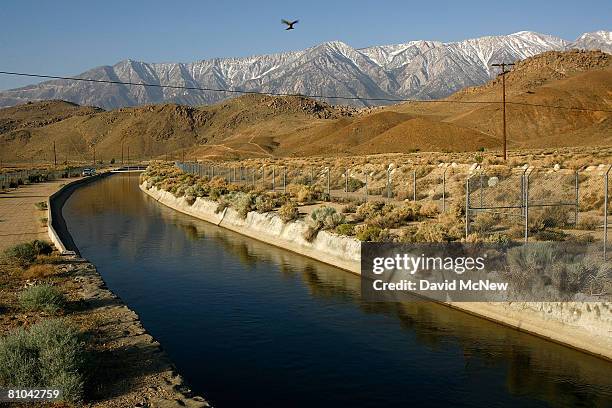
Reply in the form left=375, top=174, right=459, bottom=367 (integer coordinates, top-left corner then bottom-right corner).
left=577, top=215, right=600, bottom=231
left=22, top=264, right=57, bottom=279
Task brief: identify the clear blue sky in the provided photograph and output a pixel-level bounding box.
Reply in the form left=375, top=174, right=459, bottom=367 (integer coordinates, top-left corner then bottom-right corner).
left=0, top=0, right=610, bottom=90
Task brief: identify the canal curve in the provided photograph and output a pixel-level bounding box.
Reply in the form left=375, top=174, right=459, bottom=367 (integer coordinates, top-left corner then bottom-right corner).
left=62, top=173, right=612, bottom=408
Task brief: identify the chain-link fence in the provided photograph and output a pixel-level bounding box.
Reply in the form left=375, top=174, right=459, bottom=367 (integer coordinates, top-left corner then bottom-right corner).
left=0, top=166, right=91, bottom=191
left=177, top=161, right=467, bottom=209
left=176, top=161, right=611, bottom=258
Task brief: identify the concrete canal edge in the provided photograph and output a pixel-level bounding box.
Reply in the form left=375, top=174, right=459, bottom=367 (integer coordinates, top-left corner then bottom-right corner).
left=141, top=182, right=612, bottom=362
left=47, top=174, right=210, bottom=407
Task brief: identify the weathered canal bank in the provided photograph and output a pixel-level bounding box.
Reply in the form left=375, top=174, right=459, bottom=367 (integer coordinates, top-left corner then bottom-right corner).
left=46, top=174, right=211, bottom=407
left=140, top=182, right=612, bottom=361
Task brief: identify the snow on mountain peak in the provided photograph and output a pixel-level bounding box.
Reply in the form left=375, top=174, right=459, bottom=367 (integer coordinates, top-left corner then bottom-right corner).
left=1, top=30, right=610, bottom=109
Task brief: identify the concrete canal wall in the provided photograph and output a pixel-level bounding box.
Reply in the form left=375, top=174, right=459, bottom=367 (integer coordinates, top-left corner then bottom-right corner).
left=141, top=182, right=612, bottom=361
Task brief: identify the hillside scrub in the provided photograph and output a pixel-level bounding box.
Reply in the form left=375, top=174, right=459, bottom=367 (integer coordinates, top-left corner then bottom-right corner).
left=0, top=319, right=87, bottom=403
left=142, top=161, right=608, bottom=244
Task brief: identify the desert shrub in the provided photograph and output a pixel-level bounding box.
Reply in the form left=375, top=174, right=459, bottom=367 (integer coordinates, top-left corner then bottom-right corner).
left=34, top=201, right=48, bottom=210
left=577, top=216, right=599, bottom=231
left=533, top=229, right=567, bottom=241
left=176, top=184, right=191, bottom=197
left=0, top=319, right=87, bottom=402
left=346, top=177, right=365, bottom=192
left=401, top=218, right=461, bottom=243
left=255, top=194, right=276, bottom=213
left=228, top=192, right=254, bottom=218
left=355, top=201, right=386, bottom=221
left=465, top=232, right=511, bottom=245
left=355, top=225, right=387, bottom=242
left=303, top=226, right=319, bottom=242
left=323, top=212, right=345, bottom=230
left=278, top=202, right=299, bottom=223
left=209, top=187, right=223, bottom=201
left=3, top=240, right=53, bottom=267
left=414, top=222, right=453, bottom=242
left=19, top=284, right=66, bottom=313
left=367, top=204, right=420, bottom=229
left=287, top=184, right=314, bottom=203
left=215, top=198, right=229, bottom=214
left=335, top=223, right=355, bottom=236
left=449, top=197, right=466, bottom=219
left=184, top=195, right=196, bottom=205
left=419, top=201, right=439, bottom=218
left=529, top=206, right=570, bottom=232
left=303, top=206, right=344, bottom=241
left=471, top=212, right=498, bottom=233
left=308, top=206, right=345, bottom=230
left=341, top=203, right=357, bottom=213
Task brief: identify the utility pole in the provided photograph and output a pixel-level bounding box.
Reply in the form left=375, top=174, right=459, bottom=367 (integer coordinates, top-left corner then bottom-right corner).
left=53, top=141, right=57, bottom=167
left=492, top=62, right=514, bottom=161
left=121, top=141, right=125, bottom=165
left=93, top=146, right=96, bottom=167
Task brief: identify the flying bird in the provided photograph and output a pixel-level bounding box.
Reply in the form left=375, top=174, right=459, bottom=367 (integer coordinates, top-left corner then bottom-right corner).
left=282, top=19, right=298, bottom=30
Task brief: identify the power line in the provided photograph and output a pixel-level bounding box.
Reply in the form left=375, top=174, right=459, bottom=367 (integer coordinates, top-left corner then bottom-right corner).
left=0, top=70, right=611, bottom=113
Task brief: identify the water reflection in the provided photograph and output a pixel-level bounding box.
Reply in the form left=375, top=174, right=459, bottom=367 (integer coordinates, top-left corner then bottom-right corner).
left=63, top=174, right=612, bottom=408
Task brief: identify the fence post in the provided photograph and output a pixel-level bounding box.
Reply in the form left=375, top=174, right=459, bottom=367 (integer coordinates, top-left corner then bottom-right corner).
left=479, top=171, right=484, bottom=208
left=386, top=166, right=391, bottom=200
left=283, top=167, right=286, bottom=194
left=345, top=168, right=349, bottom=196
left=524, top=170, right=531, bottom=243
left=604, top=165, right=611, bottom=261
left=326, top=167, right=330, bottom=199
left=465, top=177, right=470, bottom=239
left=574, top=171, right=579, bottom=227
left=442, top=167, right=448, bottom=213
left=365, top=171, right=368, bottom=202
left=412, top=170, right=416, bottom=202
left=272, top=166, right=275, bottom=191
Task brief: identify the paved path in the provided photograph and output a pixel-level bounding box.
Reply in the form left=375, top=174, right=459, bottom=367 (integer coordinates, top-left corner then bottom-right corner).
left=0, top=178, right=79, bottom=251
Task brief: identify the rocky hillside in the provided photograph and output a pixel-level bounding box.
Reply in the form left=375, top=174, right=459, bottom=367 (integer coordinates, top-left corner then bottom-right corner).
left=0, top=50, right=610, bottom=163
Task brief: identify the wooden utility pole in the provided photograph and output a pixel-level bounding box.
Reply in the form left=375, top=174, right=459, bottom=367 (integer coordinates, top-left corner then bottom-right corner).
left=121, top=141, right=125, bottom=165
left=491, top=62, right=514, bottom=161
left=53, top=141, right=57, bottom=167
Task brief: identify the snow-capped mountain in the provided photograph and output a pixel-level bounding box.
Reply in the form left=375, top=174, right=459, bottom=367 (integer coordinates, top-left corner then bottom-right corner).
left=0, top=30, right=609, bottom=108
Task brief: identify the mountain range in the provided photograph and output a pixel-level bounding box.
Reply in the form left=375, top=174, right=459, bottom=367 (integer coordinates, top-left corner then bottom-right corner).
left=1, top=49, right=610, bottom=163
left=0, top=31, right=610, bottom=109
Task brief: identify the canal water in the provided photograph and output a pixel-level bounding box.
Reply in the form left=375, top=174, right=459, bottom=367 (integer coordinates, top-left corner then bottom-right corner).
left=63, top=173, right=612, bottom=408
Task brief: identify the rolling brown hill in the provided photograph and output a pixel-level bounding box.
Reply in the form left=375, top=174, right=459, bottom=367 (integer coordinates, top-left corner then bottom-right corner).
left=0, top=50, right=610, bottom=164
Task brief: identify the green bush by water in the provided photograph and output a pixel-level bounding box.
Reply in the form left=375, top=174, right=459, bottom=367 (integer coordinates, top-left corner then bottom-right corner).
left=19, top=284, right=66, bottom=313
left=0, top=319, right=87, bottom=403
left=3, top=240, right=53, bottom=267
